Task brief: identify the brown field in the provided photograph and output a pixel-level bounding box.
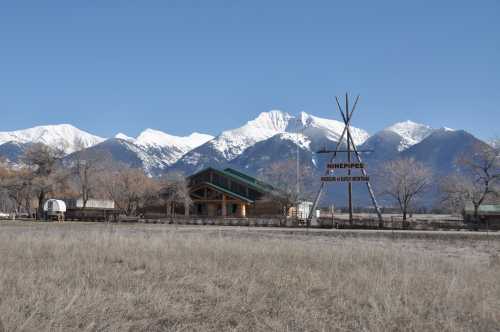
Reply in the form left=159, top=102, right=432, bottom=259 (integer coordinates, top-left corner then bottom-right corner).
left=0, top=222, right=499, bottom=331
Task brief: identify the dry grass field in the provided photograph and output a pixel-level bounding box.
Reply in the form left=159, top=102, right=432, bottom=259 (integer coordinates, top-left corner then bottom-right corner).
left=0, top=222, right=499, bottom=331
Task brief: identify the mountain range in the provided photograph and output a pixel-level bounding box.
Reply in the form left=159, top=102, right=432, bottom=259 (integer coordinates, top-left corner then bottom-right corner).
left=0, top=111, right=489, bottom=207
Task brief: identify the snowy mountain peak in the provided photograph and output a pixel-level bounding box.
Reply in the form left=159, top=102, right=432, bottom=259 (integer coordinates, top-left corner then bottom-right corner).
left=210, top=110, right=295, bottom=160
left=188, top=132, right=217, bottom=146
left=384, top=120, right=434, bottom=151
left=0, top=124, right=105, bottom=154
left=386, top=120, right=429, bottom=131
left=202, top=110, right=370, bottom=161
left=248, top=110, right=294, bottom=132
left=106, top=129, right=215, bottom=171
left=115, top=133, right=135, bottom=141
left=136, top=128, right=213, bottom=150
left=297, top=112, right=369, bottom=146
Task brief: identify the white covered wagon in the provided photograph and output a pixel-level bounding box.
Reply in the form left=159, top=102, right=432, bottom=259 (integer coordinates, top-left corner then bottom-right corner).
left=43, top=199, right=66, bottom=222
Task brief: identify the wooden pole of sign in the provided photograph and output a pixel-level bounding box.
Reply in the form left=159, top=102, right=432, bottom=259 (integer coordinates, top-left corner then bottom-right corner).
left=346, top=94, right=354, bottom=224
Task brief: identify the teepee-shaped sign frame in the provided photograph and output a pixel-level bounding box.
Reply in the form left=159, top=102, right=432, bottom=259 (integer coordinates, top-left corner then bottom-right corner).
left=308, top=94, right=383, bottom=227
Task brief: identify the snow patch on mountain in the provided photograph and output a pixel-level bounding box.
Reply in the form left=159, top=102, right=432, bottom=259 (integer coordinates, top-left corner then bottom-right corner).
left=136, top=129, right=213, bottom=150
left=384, top=120, right=434, bottom=151
left=116, top=139, right=169, bottom=176
left=0, top=124, right=104, bottom=154
left=115, top=133, right=135, bottom=141
left=182, top=152, right=203, bottom=166
left=298, top=112, right=369, bottom=146
left=276, top=132, right=311, bottom=150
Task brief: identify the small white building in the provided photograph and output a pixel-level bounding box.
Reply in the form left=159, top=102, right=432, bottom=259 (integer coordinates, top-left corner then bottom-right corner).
left=65, top=198, right=115, bottom=209
left=296, top=201, right=314, bottom=220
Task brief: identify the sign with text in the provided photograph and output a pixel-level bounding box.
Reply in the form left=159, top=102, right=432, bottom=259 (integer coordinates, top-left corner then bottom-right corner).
left=327, top=163, right=364, bottom=169
left=321, top=176, right=370, bottom=182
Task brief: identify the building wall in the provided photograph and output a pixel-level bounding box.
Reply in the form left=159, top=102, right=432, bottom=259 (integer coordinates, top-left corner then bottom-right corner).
left=248, top=200, right=283, bottom=216
left=65, top=198, right=115, bottom=209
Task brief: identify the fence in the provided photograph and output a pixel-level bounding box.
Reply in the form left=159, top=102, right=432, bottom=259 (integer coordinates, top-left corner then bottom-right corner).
left=9, top=212, right=500, bottom=231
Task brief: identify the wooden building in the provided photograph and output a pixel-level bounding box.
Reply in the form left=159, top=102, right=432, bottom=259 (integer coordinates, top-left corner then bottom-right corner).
left=463, top=202, right=500, bottom=224
left=188, top=167, right=281, bottom=217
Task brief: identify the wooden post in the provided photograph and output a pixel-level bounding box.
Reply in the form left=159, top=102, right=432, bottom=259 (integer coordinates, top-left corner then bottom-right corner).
left=346, top=93, right=353, bottom=225
left=207, top=203, right=216, bottom=217
left=222, top=195, right=227, bottom=217
left=184, top=199, right=190, bottom=216
left=240, top=204, right=246, bottom=218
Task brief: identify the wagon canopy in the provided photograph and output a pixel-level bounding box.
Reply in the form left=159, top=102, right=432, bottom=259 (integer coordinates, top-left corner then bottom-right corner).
left=43, top=199, right=67, bottom=213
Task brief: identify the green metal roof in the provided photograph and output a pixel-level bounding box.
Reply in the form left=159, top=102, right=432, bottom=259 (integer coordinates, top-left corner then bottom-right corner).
left=193, top=181, right=254, bottom=203
left=189, top=167, right=274, bottom=194
left=223, top=168, right=260, bottom=184
left=223, top=168, right=275, bottom=192
left=464, top=202, right=500, bottom=215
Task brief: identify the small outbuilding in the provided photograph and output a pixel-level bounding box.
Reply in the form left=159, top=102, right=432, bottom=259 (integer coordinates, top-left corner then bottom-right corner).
left=463, top=202, right=500, bottom=224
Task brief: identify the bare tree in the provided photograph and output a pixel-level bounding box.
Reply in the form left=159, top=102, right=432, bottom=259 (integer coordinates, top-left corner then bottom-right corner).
left=0, top=163, right=14, bottom=213
left=101, top=165, right=158, bottom=216
left=22, top=143, right=66, bottom=218
left=71, top=138, right=109, bottom=208
left=258, top=160, right=316, bottom=217
left=159, top=172, right=192, bottom=217
left=378, top=158, right=433, bottom=222
left=441, top=142, right=500, bottom=221
left=1, top=168, right=33, bottom=216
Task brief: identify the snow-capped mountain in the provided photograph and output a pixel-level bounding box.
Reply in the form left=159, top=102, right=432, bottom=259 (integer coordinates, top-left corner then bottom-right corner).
left=169, top=110, right=297, bottom=173
left=210, top=110, right=369, bottom=161
left=401, top=128, right=485, bottom=175
left=0, top=124, right=104, bottom=154
left=384, top=120, right=435, bottom=151
left=230, top=132, right=314, bottom=174
left=210, top=110, right=294, bottom=161
left=0, top=113, right=487, bottom=204
left=65, top=129, right=214, bottom=176
left=66, top=138, right=168, bottom=176
left=0, top=124, right=213, bottom=172
left=112, top=129, right=214, bottom=167
left=360, top=120, right=438, bottom=165
left=171, top=110, right=369, bottom=173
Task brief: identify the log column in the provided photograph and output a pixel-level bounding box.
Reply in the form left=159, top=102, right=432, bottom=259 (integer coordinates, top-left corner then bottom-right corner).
left=207, top=204, right=216, bottom=217
left=221, top=195, right=227, bottom=217
left=240, top=204, right=246, bottom=218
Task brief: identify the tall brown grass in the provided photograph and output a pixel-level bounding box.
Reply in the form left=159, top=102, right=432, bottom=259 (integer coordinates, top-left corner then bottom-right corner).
left=0, top=223, right=499, bottom=331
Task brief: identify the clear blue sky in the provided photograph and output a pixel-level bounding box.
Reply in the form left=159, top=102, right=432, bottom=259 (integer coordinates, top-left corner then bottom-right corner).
left=0, top=1, right=498, bottom=139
